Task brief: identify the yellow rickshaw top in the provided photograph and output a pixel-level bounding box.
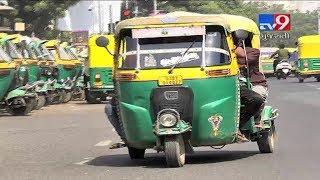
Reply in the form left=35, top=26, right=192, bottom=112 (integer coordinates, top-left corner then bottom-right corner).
left=298, top=35, right=320, bottom=45
left=115, top=11, right=258, bottom=35
left=44, top=39, right=61, bottom=47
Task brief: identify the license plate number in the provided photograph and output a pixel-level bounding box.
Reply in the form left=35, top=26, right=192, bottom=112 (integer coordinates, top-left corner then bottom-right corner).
left=158, top=75, right=183, bottom=86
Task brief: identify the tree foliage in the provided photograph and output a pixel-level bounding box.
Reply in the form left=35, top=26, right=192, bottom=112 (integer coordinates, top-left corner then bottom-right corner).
left=8, top=0, right=80, bottom=38
left=129, top=0, right=318, bottom=47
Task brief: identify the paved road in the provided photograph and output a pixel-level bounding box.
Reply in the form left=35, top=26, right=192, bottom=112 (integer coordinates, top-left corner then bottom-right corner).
left=1, top=78, right=320, bottom=180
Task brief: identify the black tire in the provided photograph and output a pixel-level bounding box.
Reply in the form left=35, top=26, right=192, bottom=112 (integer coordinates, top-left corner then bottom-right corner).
left=62, top=91, right=72, bottom=103
left=7, top=98, right=34, bottom=116
left=164, top=135, right=186, bottom=167
left=35, top=95, right=46, bottom=110
left=85, top=90, right=101, bottom=104
left=316, top=78, right=320, bottom=82
left=128, top=147, right=145, bottom=159
left=276, top=72, right=281, bottom=80
left=257, top=124, right=275, bottom=153
left=298, top=77, right=304, bottom=83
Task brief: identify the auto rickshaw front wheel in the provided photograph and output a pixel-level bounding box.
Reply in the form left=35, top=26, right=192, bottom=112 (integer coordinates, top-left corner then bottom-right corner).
left=257, top=124, right=275, bottom=153
left=164, top=135, right=186, bottom=167
left=7, top=97, right=34, bottom=116
left=128, top=147, right=145, bottom=159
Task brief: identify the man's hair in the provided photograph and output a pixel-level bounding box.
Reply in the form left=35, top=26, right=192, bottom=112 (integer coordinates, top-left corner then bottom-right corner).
left=279, top=44, right=285, bottom=49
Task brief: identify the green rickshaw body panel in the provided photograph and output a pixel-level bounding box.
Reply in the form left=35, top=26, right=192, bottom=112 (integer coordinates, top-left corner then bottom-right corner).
left=261, top=63, right=274, bottom=74
left=25, top=64, right=40, bottom=83
left=0, top=69, right=15, bottom=101
left=118, top=76, right=239, bottom=148
left=89, top=67, right=114, bottom=91
left=5, top=88, right=26, bottom=100
left=57, top=64, right=76, bottom=82
left=297, top=58, right=320, bottom=75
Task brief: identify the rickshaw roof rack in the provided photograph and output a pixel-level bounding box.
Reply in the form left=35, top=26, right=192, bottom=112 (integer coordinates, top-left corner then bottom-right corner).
left=298, top=35, right=320, bottom=44
left=115, top=11, right=259, bottom=35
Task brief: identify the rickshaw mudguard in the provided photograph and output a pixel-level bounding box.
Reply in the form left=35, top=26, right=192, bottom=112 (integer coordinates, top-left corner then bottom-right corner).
left=5, top=89, right=27, bottom=101
left=261, top=105, right=274, bottom=129
left=155, top=120, right=192, bottom=136
left=120, top=102, right=156, bottom=148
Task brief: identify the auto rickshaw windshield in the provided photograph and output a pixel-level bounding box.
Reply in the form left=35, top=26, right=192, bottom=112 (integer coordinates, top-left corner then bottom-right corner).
left=38, top=45, right=55, bottom=61
left=57, top=46, right=72, bottom=60
left=0, top=46, right=12, bottom=62
left=120, top=27, right=230, bottom=70
left=4, top=41, right=23, bottom=59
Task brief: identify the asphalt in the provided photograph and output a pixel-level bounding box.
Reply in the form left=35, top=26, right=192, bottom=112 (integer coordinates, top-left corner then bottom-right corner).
left=1, top=77, right=320, bottom=180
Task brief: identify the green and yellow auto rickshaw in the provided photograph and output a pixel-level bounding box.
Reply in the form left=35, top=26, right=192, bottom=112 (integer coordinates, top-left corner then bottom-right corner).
left=45, top=40, right=78, bottom=103
left=60, top=42, right=85, bottom=100
left=259, top=47, right=277, bottom=77
left=0, top=45, right=36, bottom=115
left=101, top=12, right=278, bottom=167
left=296, top=35, right=320, bottom=83
left=85, top=34, right=115, bottom=103
left=7, top=34, right=50, bottom=109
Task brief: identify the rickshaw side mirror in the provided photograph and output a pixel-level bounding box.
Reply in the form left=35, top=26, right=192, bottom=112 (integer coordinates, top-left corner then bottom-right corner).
left=96, top=36, right=109, bottom=47
left=234, top=29, right=249, bottom=40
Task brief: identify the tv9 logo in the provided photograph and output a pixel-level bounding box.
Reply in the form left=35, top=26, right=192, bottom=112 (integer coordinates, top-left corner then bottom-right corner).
left=259, top=14, right=291, bottom=31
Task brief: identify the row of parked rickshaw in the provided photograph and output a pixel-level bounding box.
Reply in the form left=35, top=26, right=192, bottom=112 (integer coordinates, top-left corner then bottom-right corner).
left=260, top=35, right=320, bottom=83
left=0, top=33, right=85, bottom=116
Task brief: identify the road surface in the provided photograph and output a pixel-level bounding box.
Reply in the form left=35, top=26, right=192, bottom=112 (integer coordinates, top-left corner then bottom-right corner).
left=0, top=78, right=319, bottom=180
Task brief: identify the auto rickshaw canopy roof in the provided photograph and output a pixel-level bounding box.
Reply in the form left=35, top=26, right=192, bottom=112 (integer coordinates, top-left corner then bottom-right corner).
left=298, top=35, right=320, bottom=58
left=115, top=11, right=259, bottom=35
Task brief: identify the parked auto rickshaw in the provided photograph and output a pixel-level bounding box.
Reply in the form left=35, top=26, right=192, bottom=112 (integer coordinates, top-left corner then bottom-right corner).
left=0, top=45, right=36, bottom=115
left=44, top=40, right=78, bottom=103
left=28, top=39, right=63, bottom=104
left=60, top=42, right=85, bottom=100
left=85, top=34, right=115, bottom=103
left=296, top=35, right=320, bottom=83
left=259, top=47, right=278, bottom=77
left=101, top=12, right=278, bottom=167
left=8, top=34, right=50, bottom=109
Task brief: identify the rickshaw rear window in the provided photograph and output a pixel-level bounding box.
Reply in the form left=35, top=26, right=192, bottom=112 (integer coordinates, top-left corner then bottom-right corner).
left=119, top=28, right=230, bottom=70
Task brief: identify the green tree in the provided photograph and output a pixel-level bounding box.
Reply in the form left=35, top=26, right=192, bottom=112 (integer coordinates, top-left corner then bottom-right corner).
left=8, top=0, right=80, bottom=38
left=155, top=0, right=319, bottom=47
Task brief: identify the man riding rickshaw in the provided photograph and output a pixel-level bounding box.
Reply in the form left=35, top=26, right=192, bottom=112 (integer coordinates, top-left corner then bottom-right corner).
left=99, top=12, right=278, bottom=167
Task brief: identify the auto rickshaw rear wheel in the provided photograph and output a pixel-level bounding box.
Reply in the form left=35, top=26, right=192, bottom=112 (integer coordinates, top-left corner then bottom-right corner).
left=128, top=147, right=145, bottom=159
left=164, top=135, right=186, bottom=167
left=257, top=124, right=275, bottom=153
left=316, top=77, right=320, bottom=82
left=62, top=91, right=72, bottom=103
left=35, top=95, right=46, bottom=110
left=298, top=77, right=304, bottom=83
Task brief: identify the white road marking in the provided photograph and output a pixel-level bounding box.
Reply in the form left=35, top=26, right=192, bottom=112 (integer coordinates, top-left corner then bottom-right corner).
left=307, top=84, right=316, bottom=87
left=316, top=88, right=320, bottom=90
left=94, top=140, right=112, bottom=147
left=74, top=159, right=91, bottom=165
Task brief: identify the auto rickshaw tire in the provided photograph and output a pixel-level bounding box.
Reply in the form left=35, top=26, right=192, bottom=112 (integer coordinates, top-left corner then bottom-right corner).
left=35, top=95, right=46, bottom=110
left=257, top=125, right=275, bottom=153
left=164, top=135, right=186, bottom=167
left=63, top=91, right=72, bottom=103
left=316, top=77, right=320, bottom=82
left=7, top=98, right=34, bottom=116
left=128, top=147, right=145, bottom=159
left=85, top=90, right=101, bottom=104
left=298, top=78, right=304, bottom=83
left=58, top=90, right=66, bottom=104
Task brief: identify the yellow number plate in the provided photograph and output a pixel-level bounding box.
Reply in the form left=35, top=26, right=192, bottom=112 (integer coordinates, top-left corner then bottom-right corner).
left=158, top=75, right=183, bottom=86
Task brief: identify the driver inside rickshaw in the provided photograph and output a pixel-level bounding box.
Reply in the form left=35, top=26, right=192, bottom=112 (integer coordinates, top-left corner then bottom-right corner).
left=233, top=33, right=268, bottom=141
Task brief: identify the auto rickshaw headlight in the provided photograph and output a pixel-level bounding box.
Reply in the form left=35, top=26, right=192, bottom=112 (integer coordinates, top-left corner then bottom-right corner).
left=159, top=113, right=178, bottom=128
left=303, top=62, right=308, bottom=68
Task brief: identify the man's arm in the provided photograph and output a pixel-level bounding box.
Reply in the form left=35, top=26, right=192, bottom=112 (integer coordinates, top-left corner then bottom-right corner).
left=270, top=50, right=278, bottom=58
